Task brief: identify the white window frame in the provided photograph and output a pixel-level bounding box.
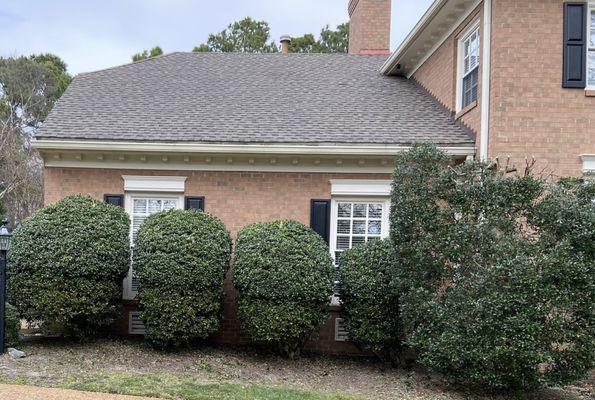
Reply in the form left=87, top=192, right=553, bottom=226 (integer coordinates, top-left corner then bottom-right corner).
left=123, top=193, right=184, bottom=300
left=121, top=175, right=186, bottom=300
left=587, top=3, right=595, bottom=89
left=456, top=20, right=481, bottom=112
left=328, top=198, right=391, bottom=265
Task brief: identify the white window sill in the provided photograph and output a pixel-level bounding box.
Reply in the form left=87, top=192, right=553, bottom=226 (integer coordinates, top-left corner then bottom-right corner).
left=455, top=100, right=478, bottom=119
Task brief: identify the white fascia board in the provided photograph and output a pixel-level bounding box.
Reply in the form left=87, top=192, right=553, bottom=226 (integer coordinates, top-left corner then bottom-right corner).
left=330, top=179, right=393, bottom=197
left=381, top=0, right=482, bottom=77
left=33, top=139, right=476, bottom=157
left=123, top=175, right=186, bottom=192
left=582, top=155, right=595, bottom=173
left=380, top=0, right=448, bottom=74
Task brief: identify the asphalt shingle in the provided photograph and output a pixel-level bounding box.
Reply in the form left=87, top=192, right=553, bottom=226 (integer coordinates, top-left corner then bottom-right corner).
left=37, top=52, right=474, bottom=146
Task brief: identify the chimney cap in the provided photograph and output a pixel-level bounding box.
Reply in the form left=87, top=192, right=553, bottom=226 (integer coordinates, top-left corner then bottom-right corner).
left=280, top=34, right=292, bottom=43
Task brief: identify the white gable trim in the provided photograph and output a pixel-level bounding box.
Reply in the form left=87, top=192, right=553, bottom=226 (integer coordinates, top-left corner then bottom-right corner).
left=123, top=175, right=186, bottom=192
left=330, top=179, right=392, bottom=197
left=582, top=155, right=595, bottom=173
left=381, top=0, right=482, bottom=77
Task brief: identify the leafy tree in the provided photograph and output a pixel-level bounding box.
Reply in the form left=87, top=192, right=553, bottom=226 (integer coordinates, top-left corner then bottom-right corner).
left=0, top=54, right=71, bottom=223
left=290, top=23, right=349, bottom=53
left=131, top=46, right=164, bottom=62
left=193, top=17, right=278, bottom=53
left=391, top=144, right=595, bottom=392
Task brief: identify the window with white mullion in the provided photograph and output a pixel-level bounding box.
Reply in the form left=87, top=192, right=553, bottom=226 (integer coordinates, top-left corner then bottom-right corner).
left=333, top=202, right=384, bottom=266
left=126, top=196, right=180, bottom=298
left=459, top=25, right=480, bottom=109
left=588, top=8, right=595, bottom=87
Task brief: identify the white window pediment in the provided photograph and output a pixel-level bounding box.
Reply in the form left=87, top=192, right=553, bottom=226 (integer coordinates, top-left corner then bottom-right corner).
left=330, top=179, right=392, bottom=197
left=122, top=175, right=186, bottom=192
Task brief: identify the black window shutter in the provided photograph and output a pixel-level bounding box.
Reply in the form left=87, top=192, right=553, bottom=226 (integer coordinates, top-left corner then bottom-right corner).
left=310, top=199, right=331, bottom=245
left=563, top=2, right=587, bottom=88
left=104, top=194, right=124, bottom=208
left=185, top=196, right=205, bottom=211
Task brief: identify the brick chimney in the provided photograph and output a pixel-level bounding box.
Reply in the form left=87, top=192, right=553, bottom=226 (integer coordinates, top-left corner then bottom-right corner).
left=348, top=0, right=391, bottom=55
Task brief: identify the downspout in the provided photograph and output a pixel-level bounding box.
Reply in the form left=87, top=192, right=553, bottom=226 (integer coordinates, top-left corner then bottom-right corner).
left=479, top=0, right=492, bottom=161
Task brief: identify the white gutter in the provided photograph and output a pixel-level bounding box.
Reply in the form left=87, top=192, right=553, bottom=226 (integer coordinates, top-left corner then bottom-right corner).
left=33, top=140, right=476, bottom=157
left=380, top=0, right=447, bottom=74
left=479, top=0, right=492, bottom=161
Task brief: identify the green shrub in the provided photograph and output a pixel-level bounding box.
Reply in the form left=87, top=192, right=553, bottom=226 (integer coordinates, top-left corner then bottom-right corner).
left=338, top=239, right=401, bottom=357
left=5, top=303, right=21, bottom=347
left=133, top=209, right=232, bottom=348
left=8, top=195, right=130, bottom=337
left=233, top=220, right=334, bottom=357
left=391, top=144, right=595, bottom=391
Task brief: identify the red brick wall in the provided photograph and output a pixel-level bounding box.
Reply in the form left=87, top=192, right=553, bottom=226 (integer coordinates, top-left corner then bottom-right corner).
left=348, top=0, right=391, bottom=55
left=45, top=167, right=390, bottom=355
left=488, top=0, right=595, bottom=177
left=412, top=4, right=484, bottom=137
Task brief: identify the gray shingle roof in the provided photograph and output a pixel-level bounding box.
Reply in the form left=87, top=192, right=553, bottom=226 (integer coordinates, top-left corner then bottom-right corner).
left=37, top=52, right=474, bottom=146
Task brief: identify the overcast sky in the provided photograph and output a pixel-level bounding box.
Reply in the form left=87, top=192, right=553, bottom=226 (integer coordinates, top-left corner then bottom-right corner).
left=1, top=0, right=433, bottom=75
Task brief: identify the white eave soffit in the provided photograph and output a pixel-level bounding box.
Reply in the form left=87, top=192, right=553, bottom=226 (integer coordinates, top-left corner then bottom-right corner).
left=381, top=0, right=481, bottom=77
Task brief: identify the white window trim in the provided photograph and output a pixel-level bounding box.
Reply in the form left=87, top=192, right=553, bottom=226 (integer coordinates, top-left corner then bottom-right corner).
left=587, top=3, right=595, bottom=89
left=328, top=197, right=391, bottom=264
left=122, top=175, right=186, bottom=192
left=456, top=20, right=481, bottom=112
left=122, top=192, right=184, bottom=300
left=330, top=179, right=392, bottom=197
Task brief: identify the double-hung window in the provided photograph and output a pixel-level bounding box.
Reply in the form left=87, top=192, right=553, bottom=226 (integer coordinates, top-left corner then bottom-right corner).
left=122, top=175, right=186, bottom=300
left=458, top=23, right=480, bottom=110
left=328, top=180, right=392, bottom=302
left=124, top=195, right=181, bottom=299
left=589, top=6, right=595, bottom=87
left=331, top=201, right=388, bottom=265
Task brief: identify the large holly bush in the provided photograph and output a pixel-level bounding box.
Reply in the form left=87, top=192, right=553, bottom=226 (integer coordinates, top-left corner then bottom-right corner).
left=133, top=209, right=232, bottom=348
left=233, top=220, right=334, bottom=357
left=8, top=195, right=130, bottom=337
left=338, top=239, right=401, bottom=357
left=391, top=144, right=594, bottom=391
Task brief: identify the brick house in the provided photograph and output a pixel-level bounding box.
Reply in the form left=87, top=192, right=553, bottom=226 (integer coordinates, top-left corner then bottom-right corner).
left=33, top=0, right=594, bottom=355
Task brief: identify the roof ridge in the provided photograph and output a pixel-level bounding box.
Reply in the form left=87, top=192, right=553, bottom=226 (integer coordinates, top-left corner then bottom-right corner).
left=76, top=51, right=388, bottom=77
left=77, top=51, right=186, bottom=77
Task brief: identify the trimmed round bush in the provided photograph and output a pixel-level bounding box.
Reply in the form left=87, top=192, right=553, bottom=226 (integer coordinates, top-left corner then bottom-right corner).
left=5, top=303, right=21, bottom=347
left=338, top=239, right=401, bottom=357
left=233, top=220, right=334, bottom=357
left=133, top=209, right=232, bottom=348
left=8, top=195, right=130, bottom=337
left=391, top=144, right=595, bottom=392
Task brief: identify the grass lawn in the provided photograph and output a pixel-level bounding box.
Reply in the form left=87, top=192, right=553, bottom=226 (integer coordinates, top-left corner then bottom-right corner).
left=0, top=338, right=592, bottom=400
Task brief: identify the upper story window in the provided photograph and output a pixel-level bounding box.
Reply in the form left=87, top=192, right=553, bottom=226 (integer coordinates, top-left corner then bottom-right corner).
left=457, top=22, right=480, bottom=111
left=589, top=7, right=595, bottom=87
